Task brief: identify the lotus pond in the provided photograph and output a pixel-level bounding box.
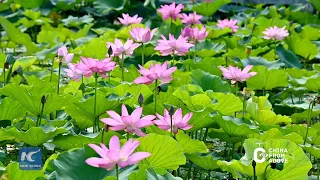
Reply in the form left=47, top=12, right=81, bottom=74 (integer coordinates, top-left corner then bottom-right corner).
left=0, top=0, right=320, bottom=179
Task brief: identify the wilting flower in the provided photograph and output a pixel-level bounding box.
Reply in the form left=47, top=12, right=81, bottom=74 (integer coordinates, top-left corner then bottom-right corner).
left=76, top=57, right=116, bottom=78
left=219, top=65, right=257, bottom=84
left=154, top=108, right=193, bottom=134
left=118, top=13, right=142, bottom=26
left=181, top=12, right=203, bottom=25
left=57, top=46, right=74, bottom=63
left=101, top=104, right=155, bottom=137
left=129, top=27, right=158, bottom=43
left=262, top=26, right=289, bottom=40
left=86, top=136, right=151, bottom=170
left=182, top=26, right=208, bottom=42
left=217, top=19, right=239, bottom=32
left=157, top=2, right=184, bottom=21
left=64, top=63, right=83, bottom=81
left=107, top=38, right=140, bottom=57
left=154, top=34, right=194, bottom=56
left=134, top=61, right=176, bottom=84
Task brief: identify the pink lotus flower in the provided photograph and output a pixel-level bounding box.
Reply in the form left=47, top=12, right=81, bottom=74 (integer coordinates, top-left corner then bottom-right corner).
left=154, top=34, right=194, bottom=56
left=157, top=2, right=184, bottom=21
left=101, top=104, right=155, bottom=137
left=118, top=13, right=142, bottom=26
left=219, top=65, right=257, bottom=84
left=154, top=108, right=193, bottom=134
left=217, top=19, right=239, bottom=32
left=86, top=135, right=151, bottom=170
left=106, top=38, right=141, bottom=57
left=64, top=63, right=83, bottom=81
left=134, top=61, right=176, bottom=84
left=181, top=12, right=203, bottom=25
left=129, top=27, right=158, bottom=43
left=76, top=57, right=116, bottom=78
left=262, top=26, right=289, bottom=40
left=182, top=26, right=208, bottom=42
left=57, top=46, right=74, bottom=63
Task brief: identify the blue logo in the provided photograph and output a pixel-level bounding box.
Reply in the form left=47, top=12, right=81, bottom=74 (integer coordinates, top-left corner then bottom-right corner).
left=19, top=147, right=43, bottom=170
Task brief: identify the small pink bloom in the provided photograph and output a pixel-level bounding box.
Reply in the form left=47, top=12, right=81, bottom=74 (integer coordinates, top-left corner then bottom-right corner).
left=129, top=27, right=158, bottom=43
left=101, top=104, right=155, bottom=137
left=154, top=34, right=194, bottom=56
left=76, top=57, right=116, bottom=78
left=106, top=38, right=140, bottom=57
left=118, top=13, right=142, bottom=26
left=86, top=136, right=151, bottom=170
left=154, top=108, right=193, bottom=134
left=262, top=26, right=289, bottom=40
left=157, top=2, right=184, bottom=21
left=64, top=63, right=83, bottom=81
left=182, top=26, right=208, bottom=42
left=57, top=46, right=74, bottom=63
left=181, top=12, right=203, bottom=25
left=134, top=61, right=176, bottom=85
left=219, top=65, right=257, bottom=84
left=217, top=19, right=239, bottom=32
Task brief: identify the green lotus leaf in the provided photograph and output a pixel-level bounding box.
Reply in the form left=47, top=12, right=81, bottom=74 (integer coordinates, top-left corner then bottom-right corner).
left=218, top=138, right=312, bottom=179
left=137, top=134, right=186, bottom=170
left=302, top=144, right=320, bottom=159
left=0, top=97, right=26, bottom=121
left=129, top=168, right=182, bottom=180
left=246, top=65, right=288, bottom=90
left=208, top=128, right=242, bottom=143
left=65, top=92, right=120, bottom=129
left=0, top=84, right=76, bottom=116
left=209, top=92, right=243, bottom=115
left=275, top=44, right=302, bottom=68
left=45, top=145, right=136, bottom=179
left=0, top=16, right=37, bottom=53
left=93, top=0, right=127, bottom=15
left=52, top=131, right=119, bottom=150
left=186, top=153, right=220, bottom=170
left=193, top=0, right=231, bottom=16
left=190, top=69, right=231, bottom=93
left=176, top=131, right=207, bottom=154
left=291, top=109, right=320, bottom=124
left=213, top=114, right=259, bottom=137
left=106, top=84, right=152, bottom=107
left=304, top=76, right=320, bottom=92
left=7, top=125, right=69, bottom=146
left=286, top=34, right=318, bottom=60
left=6, top=162, right=44, bottom=180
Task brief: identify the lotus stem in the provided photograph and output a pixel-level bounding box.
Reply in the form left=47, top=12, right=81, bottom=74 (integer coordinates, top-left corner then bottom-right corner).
left=3, top=63, right=5, bottom=87
left=242, top=95, right=246, bottom=118
left=127, top=132, right=130, bottom=141
left=57, top=60, right=62, bottom=95
left=304, top=99, right=315, bottom=145
left=141, top=42, right=145, bottom=66
left=154, top=79, right=158, bottom=113
left=50, top=58, right=54, bottom=82
left=121, top=53, right=124, bottom=82
left=93, top=73, right=98, bottom=133
left=116, top=164, right=119, bottom=180
left=203, top=127, right=209, bottom=142
left=317, top=158, right=319, bottom=180
left=193, top=42, right=197, bottom=63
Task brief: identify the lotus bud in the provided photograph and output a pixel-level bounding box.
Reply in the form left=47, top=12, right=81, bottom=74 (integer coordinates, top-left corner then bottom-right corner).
left=138, top=93, right=144, bottom=105
left=169, top=106, right=175, bottom=116
left=252, top=160, right=256, bottom=167
left=4, top=62, right=9, bottom=69
left=108, top=46, right=113, bottom=57
left=246, top=46, right=252, bottom=56
left=41, top=95, right=46, bottom=104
